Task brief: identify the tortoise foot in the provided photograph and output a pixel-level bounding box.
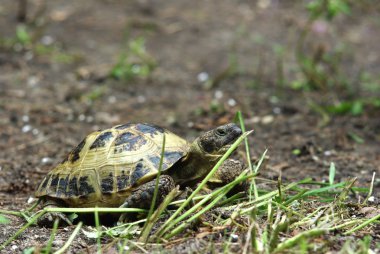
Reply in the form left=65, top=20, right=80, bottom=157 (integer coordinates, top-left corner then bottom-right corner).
left=118, top=175, right=175, bottom=222
left=37, top=211, right=73, bottom=227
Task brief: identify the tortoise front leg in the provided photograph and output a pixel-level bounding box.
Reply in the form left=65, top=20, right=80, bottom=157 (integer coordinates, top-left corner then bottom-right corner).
left=119, top=175, right=175, bottom=222
left=37, top=199, right=73, bottom=227
left=206, top=159, right=248, bottom=195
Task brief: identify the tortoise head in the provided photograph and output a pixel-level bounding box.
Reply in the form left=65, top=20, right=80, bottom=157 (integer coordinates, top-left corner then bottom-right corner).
left=197, top=123, right=242, bottom=156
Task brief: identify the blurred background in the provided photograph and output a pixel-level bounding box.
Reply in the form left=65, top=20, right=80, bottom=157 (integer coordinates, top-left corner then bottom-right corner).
left=0, top=0, right=379, bottom=209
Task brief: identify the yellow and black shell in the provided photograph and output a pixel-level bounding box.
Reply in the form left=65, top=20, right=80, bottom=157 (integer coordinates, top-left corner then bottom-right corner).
left=35, top=123, right=188, bottom=207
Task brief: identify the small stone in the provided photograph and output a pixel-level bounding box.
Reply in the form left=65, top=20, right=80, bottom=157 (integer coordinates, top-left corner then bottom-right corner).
left=368, top=196, right=375, bottom=202
left=227, top=98, right=237, bottom=107
left=41, top=157, right=53, bottom=165
left=41, top=35, right=54, bottom=45
left=324, top=150, right=332, bottom=156
left=197, top=72, right=209, bottom=82
left=22, top=115, right=30, bottom=122
left=187, top=121, right=194, bottom=128
left=248, top=116, right=261, bottom=124
left=137, top=95, right=146, bottom=103
left=108, top=96, right=117, bottom=104
left=261, top=115, right=274, bottom=125
left=22, top=125, right=32, bottom=133
left=11, top=245, right=18, bottom=250
left=78, top=114, right=86, bottom=121
left=273, top=107, right=281, bottom=114
left=214, top=90, right=223, bottom=99
left=86, top=116, right=94, bottom=123
left=230, top=233, right=239, bottom=242
left=27, top=76, right=39, bottom=87
left=27, top=196, right=36, bottom=204
left=32, top=128, right=39, bottom=135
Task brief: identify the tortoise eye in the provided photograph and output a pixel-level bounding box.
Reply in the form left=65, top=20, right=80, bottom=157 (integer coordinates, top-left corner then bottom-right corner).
left=216, top=128, right=227, bottom=136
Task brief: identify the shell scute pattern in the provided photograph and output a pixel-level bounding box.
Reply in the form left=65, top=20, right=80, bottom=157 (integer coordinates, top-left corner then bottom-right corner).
left=70, top=138, right=86, bottom=162
left=35, top=123, right=188, bottom=207
left=100, top=172, right=114, bottom=194
left=135, top=123, right=166, bottom=137
left=116, top=169, right=129, bottom=191
left=90, top=131, right=114, bottom=150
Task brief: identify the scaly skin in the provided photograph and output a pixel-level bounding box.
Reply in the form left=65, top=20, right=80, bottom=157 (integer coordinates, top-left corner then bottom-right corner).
left=118, top=175, right=175, bottom=222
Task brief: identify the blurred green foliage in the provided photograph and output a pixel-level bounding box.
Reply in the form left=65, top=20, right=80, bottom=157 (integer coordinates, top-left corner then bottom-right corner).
left=110, top=37, right=156, bottom=81
left=0, top=24, right=80, bottom=64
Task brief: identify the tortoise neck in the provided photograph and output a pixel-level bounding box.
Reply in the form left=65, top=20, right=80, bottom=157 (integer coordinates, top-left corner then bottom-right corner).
left=168, top=138, right=221, bottom=187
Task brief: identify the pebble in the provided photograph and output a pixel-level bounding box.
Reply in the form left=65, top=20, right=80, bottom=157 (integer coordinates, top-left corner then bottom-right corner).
left=32, top=128, right=39, bottom=135
left=197, top=72, right=209, bottom=82
left=137, top=95, right=146, bottom=103
left=324, top=150, right=332, bottom=156
left=227, top=98, right=236, bottom=107
left=214, top=90, right=223, bottom=99
left=41, top=157, right=54, bottom=165
left=261, top=115, right=274, bottom=125
left=78, top=114, right=86, bottom=121
left=22, top=115, right=30, bottom=122
left=27, top=76, right=39, bottom=87
left=273, top=107, right=281, bottom=114
left=368, top=196, right=375, bottom=202
left=22, top=125, right=32, bottom=133
left=27, top=196, right=36, bottom=204
left=230, top=233, right=239, bottom=242
left=86, top=116, right=94, bottom=123
left=11, top=245, right=18, bottom=250
left=41, top=35, right=54, bottom=45
left=108, top=96, right=117, bottom=104
left=247, top=116, right=261, bottom=124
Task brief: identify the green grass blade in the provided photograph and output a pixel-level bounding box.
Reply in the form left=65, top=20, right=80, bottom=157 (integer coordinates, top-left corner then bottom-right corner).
left=329, top=162, right=336, bottom=186
left=273, top=228, right=328, bottom=252
left=164, top=182, right=236, bottom=239
left=235, top=111, right=253, bottom=172
left=45, top=219, right=59, bottom=253
left=94, top=207, right=102, bottom=254
left=140, top=134, right=166, bottom=242
left=54, top=221, right=83, bottom=254
left=344, top=213, right=380, bottom=235
left=140, top=186, right=180, bottom=243
left=235, top=111, right=258, bottom=201
left=156, top=130, right=252, bottom=238
left=362, top=172, right=375, bottom=205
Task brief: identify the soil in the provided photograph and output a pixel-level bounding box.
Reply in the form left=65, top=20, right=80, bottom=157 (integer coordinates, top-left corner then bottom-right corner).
left=0, top=0, right=379, bottom=253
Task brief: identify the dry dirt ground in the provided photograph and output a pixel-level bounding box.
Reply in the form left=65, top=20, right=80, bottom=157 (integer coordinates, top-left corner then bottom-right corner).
left=0, top=0, right=379, bottom=253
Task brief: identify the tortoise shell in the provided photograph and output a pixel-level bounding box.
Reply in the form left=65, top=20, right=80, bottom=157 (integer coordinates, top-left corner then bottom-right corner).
left=35, top=123, right=188, bottom=207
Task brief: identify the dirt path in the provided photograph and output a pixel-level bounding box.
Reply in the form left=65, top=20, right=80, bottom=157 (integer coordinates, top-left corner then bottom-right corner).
left=0, top=0, right=379, bottom=252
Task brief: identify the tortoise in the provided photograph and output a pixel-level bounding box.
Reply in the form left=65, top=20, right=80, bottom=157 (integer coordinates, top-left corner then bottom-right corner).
left=35, top=122, right=242, bottom=225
